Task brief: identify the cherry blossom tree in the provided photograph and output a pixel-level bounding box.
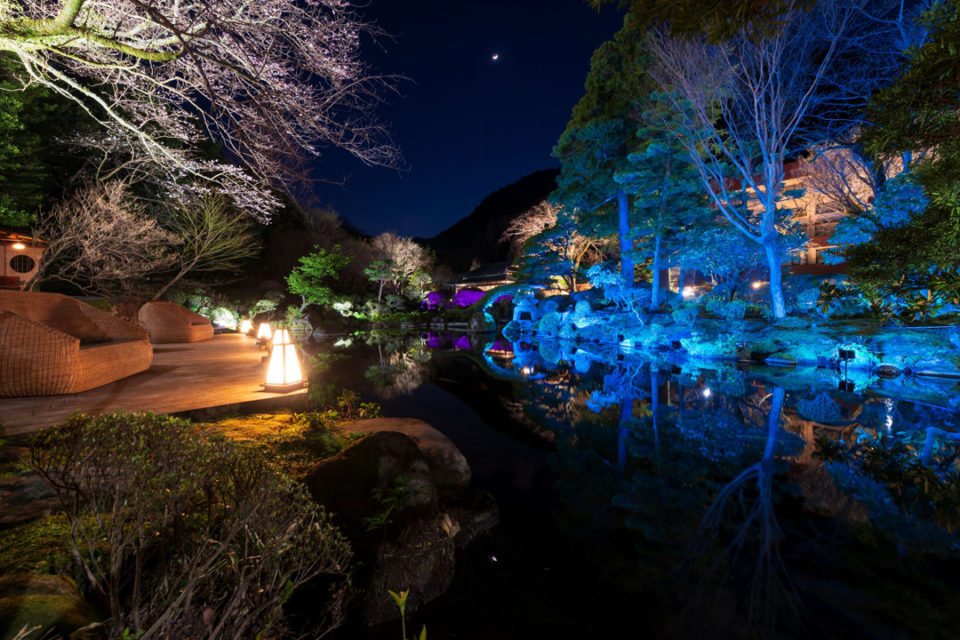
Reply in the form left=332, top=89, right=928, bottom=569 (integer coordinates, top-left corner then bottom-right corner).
left=507, top=202, right=603, bottom=293
left=0, top=0, right=402, bottom=220
left=26, top=181, right=174, bottom=294
left=370, top=232, right=430, bottom=296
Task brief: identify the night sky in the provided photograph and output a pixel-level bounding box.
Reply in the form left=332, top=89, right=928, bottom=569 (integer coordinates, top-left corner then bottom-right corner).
left=309, top=0, right=624, bottom=239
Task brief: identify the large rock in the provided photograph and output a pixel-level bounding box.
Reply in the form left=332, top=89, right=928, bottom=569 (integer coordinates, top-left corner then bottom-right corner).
left=0, top=473, right=59, bottom=529
left=0, top=574, right=97, bottom=640
left=337, top=418, right=471, bottom=490
left=304, top=427, right=496, bottom=629
left=361, top=516, right=456, bottom=627
left=305, top=431, right=437, bottom=541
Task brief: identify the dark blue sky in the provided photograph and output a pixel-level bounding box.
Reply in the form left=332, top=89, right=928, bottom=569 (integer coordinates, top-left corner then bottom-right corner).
left=308, top=0, right=624, bottom=239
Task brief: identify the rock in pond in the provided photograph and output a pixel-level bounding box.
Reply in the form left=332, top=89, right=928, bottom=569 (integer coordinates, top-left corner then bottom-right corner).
left=304, top=427, right=497, bottom=628
left=336, top=418, right=471, bottom=490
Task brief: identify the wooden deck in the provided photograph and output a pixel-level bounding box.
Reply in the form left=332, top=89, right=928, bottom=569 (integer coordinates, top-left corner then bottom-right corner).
left=0, top=333, right=308, bottom=439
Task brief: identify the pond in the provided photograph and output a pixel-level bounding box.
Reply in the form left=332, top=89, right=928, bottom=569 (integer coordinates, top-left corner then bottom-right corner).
left=316, top=331, right=960, bottom=640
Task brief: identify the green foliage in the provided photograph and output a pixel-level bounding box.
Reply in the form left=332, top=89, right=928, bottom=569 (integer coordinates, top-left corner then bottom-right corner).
left=552, top=14, right=652, bottom=281
left=851, top=1, right=960, bottom=306
left=0, top=516, right=72, bottom=576
left=30, top=412, right=352, bottom=639
left=0, top=56, right=84, bottom=227
left=362, top=475, right=421, bottom=533
left=587, top=0, right=811, bottom=42
left=287, top=244, right=352, bottom=308
left=247, top=297, right=279, bottom=319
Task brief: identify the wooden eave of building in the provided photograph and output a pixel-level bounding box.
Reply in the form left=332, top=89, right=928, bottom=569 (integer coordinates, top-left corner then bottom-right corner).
left=453, top=261, right=517, bottom=290
left=0, top=228, right=47, bottom=248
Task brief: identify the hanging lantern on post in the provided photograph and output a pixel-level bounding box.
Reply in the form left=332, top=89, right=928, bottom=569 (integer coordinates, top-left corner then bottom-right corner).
left=264, top=328, right=304, bottom=392
left=240, top=319, right=253, bottom=335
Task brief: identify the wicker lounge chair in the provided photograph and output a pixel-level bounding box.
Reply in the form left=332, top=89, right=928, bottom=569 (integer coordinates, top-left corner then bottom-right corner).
left=138, top=301, right=214, bottom=344
left=0, top=291, right=153, bottom=397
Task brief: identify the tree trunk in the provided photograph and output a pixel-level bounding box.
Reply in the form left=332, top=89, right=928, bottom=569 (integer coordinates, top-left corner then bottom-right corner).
left=764, top=241, right=786, bottom=319
left=617, top=188, right=633, bottom=287
left=617, top=392, right=632, bottom=478
left=377, top=280, right=384, bottom=303
left=152, top=268, right=188, bottom=301
left=764, top=386, right=786, bottom=464
left=650, top=233, right=662, bottom=311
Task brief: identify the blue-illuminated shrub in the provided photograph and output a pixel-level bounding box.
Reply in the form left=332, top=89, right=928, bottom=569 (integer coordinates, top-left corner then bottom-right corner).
left=671, top=303, right=699, bottom=328
left=679, top=332, right=739, bottom=359
left=537, top=311, right=563, bottom=337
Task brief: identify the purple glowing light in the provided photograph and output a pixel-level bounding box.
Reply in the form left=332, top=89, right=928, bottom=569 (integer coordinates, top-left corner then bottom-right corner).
left=453, top=289, right=484, bottom=307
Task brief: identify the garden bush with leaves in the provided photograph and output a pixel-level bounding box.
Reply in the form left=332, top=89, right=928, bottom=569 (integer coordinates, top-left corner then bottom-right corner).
left=30, top=412, right=352, bottom=640
left=816, top=427, right=960, bottom=546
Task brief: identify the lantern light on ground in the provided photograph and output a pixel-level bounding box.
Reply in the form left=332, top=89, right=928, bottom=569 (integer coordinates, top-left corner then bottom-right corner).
left=257, top=322, right=272, bottom=340
left=11, top=242, right=25, bottom=251
left=240, top=319, right=253, bottom=335
left=264, top=328, right=304, bottom=393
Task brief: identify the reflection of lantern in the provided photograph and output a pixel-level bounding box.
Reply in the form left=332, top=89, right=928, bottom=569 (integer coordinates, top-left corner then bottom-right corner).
left=240, top=319, right=253, bottom=335
left=264, top=329, right=304, bottom=392
left=257, top=322, right=272, bottom=340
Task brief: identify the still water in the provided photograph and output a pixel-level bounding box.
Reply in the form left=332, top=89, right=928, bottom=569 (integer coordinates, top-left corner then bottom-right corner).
left=316, top=331, right=960, bottom=640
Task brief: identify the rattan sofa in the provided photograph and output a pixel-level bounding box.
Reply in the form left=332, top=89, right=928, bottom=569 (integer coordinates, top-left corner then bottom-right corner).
left=138, top=301, right=214, bottom=344
left=0, top=291, right=153, bottom=397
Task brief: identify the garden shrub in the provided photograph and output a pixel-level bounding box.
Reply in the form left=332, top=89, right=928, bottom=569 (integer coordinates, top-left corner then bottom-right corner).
left=537, top=311, right=563, bottom=337
left=679, top=332, right=739, bottom=359
left=715, top=298, right=749, bottom=321
left=248, top=297, right=280, bottom=318
left=670, top=303, right=699, bottom=328
left=30, top=412, right=352, bottom=640
left=209, top=305, right=238, bottom=328
left=384, top=294, right=408, bottom=313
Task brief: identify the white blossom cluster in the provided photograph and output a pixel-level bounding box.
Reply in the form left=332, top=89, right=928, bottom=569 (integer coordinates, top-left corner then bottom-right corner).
left=1, top=0, right=401, bottom=219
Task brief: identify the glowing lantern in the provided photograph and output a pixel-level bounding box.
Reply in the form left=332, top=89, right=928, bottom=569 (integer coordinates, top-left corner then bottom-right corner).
left=240, top=319, right=253, bottom=335
left=11, top=242, right=25, bottom=251
left=264, top=329, right=304, bottom=392
left=751, top=281, right=765, bottom=290
left=257, top=322, right=272, bottom=340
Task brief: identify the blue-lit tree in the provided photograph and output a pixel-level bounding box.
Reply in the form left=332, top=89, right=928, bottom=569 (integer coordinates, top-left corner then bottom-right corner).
left=510, top=204, right=603, bottom=292
left=614, top=96, right=711, bottom=309
left=646, top=1, right=914, bottom=318
left=552, top=14, right=651, bottom=286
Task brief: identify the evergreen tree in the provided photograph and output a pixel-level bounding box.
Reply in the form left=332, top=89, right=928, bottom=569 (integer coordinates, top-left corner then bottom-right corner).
left=514, top=208, right=601, bottom=293
left=0, top=57, right=75, bottom=227
left=614, top=94, right=711, bottom=309
left=552, top=14, right=651, bottom=286
left=849, top=0, right=960, bottom=302
left=287, top=245, right=352, bottom=313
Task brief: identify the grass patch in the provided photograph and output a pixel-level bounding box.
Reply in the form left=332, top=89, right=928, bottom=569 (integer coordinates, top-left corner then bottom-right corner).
left=202, top=390, right=380, bottom=477
left=0, top=516, right=72, bottom=576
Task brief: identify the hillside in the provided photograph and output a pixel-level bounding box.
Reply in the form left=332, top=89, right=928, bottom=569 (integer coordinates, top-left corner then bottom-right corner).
left=424, top=169, right=559, bottom=273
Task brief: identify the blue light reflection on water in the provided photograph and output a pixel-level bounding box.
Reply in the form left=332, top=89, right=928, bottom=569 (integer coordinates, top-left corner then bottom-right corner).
left=316, top=332, right=960, bottom=639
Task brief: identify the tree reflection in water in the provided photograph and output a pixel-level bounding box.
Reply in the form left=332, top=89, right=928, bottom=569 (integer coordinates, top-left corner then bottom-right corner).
left=325, top=332, right=960, bottom=638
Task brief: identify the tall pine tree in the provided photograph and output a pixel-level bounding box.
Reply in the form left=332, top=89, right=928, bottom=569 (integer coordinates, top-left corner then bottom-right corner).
left=552, top=13, right=650, bottom=287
